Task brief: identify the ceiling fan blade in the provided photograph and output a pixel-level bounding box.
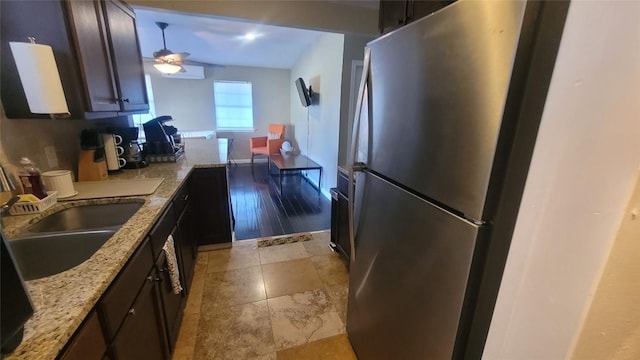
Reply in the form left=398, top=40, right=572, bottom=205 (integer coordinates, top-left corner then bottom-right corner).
left=161, top=52, right=189, bottom=62
left=183, top=59, right=225, bottom=69
left=153, top=48, right=175, bottom=59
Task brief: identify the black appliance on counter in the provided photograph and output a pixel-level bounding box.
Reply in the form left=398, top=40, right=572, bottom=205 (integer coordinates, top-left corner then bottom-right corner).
left=110, top=127, right=148, bottom=169
left=143, top=116, right=180, bottom=153
left=143, top=116, right=184, bottom=162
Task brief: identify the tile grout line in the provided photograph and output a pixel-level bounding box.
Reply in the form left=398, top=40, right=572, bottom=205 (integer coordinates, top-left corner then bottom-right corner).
left=258, top=253, right=278, bottom=358
left=180, top=232, right=342, bottom=359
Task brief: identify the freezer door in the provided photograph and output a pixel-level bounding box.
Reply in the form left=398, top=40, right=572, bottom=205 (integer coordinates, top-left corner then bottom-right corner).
left=347, top=171, right=483, bottom=360
left=365, top=0, right=528, bottom=220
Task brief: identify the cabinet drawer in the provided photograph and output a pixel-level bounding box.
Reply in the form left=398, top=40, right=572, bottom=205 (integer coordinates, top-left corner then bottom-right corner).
left=59, top=310, right=106, bottom=360
left=149, top=204, right=175, bottom=260
left=172, top=183, right=190, bottom=219
left=99, top=238, right=153, bottom=340
left=337, top=168, right=351, bottom=198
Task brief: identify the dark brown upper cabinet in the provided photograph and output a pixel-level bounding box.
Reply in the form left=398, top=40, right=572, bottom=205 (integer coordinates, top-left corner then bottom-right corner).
left=100, top=0, right=148, bottom=112
left=379, top=0, right=455, bottom=34
left=0, top=0, right=148, bottom=119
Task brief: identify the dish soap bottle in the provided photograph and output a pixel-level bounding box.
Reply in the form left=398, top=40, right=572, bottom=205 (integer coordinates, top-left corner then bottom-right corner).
left=18, top=157, right=47, bottom=199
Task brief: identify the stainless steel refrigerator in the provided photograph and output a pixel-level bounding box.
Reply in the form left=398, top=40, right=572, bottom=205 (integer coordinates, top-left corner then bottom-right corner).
left=346, top=1, right=569, bottom=359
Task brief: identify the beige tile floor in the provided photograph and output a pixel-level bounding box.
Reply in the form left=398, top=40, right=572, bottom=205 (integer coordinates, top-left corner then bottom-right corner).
left=172, top=230, right=357, bottom=360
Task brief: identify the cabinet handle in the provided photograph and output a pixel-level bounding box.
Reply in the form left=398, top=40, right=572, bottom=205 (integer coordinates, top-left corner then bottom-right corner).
left=147, top=276, right=153, bottom=283
left=121, top=98, right=130, bottom=103
left=128, top=308, right=135, bottom=316
left=183, top=194, right=189, bottom=201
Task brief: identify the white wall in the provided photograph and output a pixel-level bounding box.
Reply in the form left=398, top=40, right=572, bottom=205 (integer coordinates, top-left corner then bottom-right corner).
left=571, top=173, right=640, bottom=359
left=484, top=1, right=640, bottom=359
left=290, top=33, right=345, bottom=195
left=148, top=63, right=291, bottom=160
left=338, top=34, right=374, bottom=167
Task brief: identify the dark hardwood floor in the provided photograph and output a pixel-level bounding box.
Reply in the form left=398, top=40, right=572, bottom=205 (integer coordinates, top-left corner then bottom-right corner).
left=228, top=162, right=331, bottom=240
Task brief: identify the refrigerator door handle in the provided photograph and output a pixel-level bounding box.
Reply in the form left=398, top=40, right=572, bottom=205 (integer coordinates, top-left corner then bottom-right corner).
left=348, top=47, right=371, bottom=263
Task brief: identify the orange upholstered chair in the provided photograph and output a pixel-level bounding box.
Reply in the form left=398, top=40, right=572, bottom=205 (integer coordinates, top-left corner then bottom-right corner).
left=250, top=124, right=285, bottom=163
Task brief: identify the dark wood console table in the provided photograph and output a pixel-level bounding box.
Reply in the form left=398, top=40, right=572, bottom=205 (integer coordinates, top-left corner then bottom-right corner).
left=269, top=154, right=322, bottom=196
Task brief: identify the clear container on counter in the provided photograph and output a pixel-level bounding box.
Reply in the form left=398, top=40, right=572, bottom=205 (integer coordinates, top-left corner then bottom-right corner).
left=18, top=157, right=47, bottom=199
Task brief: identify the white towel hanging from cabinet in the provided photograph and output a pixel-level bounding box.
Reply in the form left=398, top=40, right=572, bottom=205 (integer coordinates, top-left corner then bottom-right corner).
left=162, top=235, right=183, bottom=295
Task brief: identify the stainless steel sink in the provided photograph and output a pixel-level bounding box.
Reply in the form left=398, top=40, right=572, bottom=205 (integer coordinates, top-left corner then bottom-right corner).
left=9, top=230, right=116, bottom=281
left=26, top=203, right=143, bottom=233
left=9, top=202, right=144, bottom=280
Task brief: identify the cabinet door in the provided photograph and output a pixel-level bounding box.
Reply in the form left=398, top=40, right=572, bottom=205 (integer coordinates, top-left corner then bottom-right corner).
left=177, top=203, right=197, bottom=290
left=102, top=0, right=148, bottom=112
left=59, top=311, right=106, bottom=360
left=379, top=0, right=408, bottom=34
left=149, top=204, right=176, bottom=261
left=155, top=245, right=184, bottom=351
left=336, top=191, right=351, bottom=262
left=379, top=0, right=454, bottom=34
left=0, top=0, right=87, bottom=119
left=190, top=168, right=233, bottom=245
left=100, top=239, right=154, bottom=341
left=109, top=272, right=168, bottom=360
left=407, top=1, right=453, bottom=24
left=66, top=0, right=119, bottom=112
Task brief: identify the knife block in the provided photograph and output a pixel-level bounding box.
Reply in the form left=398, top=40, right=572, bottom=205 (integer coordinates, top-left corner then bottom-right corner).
left=78, top=150, right=108, bottom=181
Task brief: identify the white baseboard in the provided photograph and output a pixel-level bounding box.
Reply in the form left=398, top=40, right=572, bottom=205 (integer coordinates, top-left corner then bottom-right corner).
left=232, top=158, right=267, bottom=164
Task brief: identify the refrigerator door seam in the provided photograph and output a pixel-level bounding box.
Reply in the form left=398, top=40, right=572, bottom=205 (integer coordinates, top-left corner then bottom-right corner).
left=348, top=46, right=371, bottom=264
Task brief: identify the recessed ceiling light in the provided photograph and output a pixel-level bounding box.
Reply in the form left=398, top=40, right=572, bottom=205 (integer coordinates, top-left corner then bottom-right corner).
left=244, top=32, right=256, bottom=41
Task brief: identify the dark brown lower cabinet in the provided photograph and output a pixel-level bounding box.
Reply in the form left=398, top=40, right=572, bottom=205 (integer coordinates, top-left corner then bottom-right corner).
left=59, top=311, right=106, bottom=360
left=109, top=274, right=168, bottom=360
left=190, top=167, right=233, bottom=246
left=101, top=220, right=188, bottom=359
left=59, top=167, right=231, bottom=358
left=330, top=189, right=351, bottom=263
left=155, top=230, right=185, bottom=350
left=176, top=203, right=196, bottom=291
left=99, top=240, right=154, bottom=341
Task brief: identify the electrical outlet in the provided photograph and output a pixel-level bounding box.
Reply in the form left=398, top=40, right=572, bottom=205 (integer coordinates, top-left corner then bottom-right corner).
left=44, top=146, right=58, bottom=169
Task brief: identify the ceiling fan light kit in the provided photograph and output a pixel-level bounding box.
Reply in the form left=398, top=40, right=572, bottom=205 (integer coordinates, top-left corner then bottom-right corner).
left=146, top=21, right=222, bottom=74
left=154, top=63, right=182, bottom=74
left=153, top=21, right=189, bottom=74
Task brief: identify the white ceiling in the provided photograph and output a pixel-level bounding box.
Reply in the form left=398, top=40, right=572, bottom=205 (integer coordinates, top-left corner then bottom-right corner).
left=134, top=7, right=328, bottom=69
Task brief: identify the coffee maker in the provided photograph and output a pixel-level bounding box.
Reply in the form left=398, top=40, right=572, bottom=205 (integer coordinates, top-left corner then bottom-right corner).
left=143, top=116, right=184, bottom=158
left=111, top=127, right=148, bottom=169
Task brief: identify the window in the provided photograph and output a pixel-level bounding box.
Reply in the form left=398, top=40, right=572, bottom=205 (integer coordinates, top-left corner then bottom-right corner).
left=132, top=74, right=156, bottom=141
left=213, top=81, right=254, bottom=131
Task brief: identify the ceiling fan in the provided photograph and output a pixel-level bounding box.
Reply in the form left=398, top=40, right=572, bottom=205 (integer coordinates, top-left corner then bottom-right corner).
left=148, top=22, right=221, bottom=74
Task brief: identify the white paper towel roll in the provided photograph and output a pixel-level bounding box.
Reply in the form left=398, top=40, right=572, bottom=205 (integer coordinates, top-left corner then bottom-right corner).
left=9, top=41, right=69, bottom=115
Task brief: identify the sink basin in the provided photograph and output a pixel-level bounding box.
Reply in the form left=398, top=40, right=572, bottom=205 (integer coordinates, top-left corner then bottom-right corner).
left=27, top=202, right=143, bottom=233
left=9, top=202, right=144, bottom=280
left=9, top=230, right=115, bottom=280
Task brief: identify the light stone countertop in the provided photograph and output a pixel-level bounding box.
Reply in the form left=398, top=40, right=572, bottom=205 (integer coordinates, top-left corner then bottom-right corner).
left=2, top=138, right=228, bottom=360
